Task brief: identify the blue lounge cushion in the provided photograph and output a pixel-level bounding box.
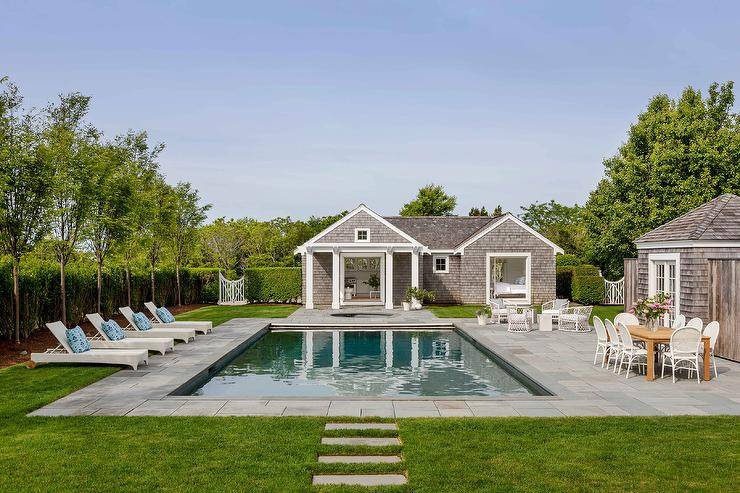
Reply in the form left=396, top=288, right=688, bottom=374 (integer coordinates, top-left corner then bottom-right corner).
left=156, top=306, right=175, bottom=323
left=101, top=319, right=126, bottom=341
left=66, top=326, right=91, bottom=353
left=132, top=312, right=153, bottom=331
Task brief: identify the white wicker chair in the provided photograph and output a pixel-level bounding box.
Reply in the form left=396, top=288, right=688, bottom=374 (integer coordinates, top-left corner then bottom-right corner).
left=604, top=319, right=622, bottom=370
left=541, top=299, right=569, bottom=322
left=507, top=307, right=533, bottom=333
left=592, top=316, right=609, bottom=365
left=697, top=321, right=720, bottom=380
left=614, top=312, right=639, bottom=328
left=661, top=326, right=702, bottom=383
left=616, top=322, right=647, bottom=378
left=489, top=298, right=508, bottom=324
left=557, top=306, right=593, bottom=332
left=686, top=317, right=703, bottom=330
left=671, top=314, right=686, bottom=329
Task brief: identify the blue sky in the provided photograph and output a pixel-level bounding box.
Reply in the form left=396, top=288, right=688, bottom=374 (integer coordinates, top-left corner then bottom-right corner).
left=3, top=1, right=738, bottom=220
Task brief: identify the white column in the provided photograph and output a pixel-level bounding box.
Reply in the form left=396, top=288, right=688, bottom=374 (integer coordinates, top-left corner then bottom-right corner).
left=305, top=250, right=314, bottom=309
left=332, top=330, right=340, bottom=368
left=385, top=330, right=393, bottom=368
left=411, top=248, right=420, bottom=289
left=385, top=250, right=394, bottom=309
left=331, top=249, right=340, bottom=309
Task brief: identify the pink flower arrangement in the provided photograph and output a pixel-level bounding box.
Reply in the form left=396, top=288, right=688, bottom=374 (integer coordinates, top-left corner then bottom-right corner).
left=631, top=293, right=672, bottom=322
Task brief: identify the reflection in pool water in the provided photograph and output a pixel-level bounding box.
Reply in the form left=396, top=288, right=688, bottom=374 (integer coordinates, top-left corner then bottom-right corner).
left=191, top=330, right=533, bottom=397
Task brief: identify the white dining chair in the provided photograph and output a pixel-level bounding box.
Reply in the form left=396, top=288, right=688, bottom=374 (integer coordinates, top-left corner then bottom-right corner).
left=614, top=312, right=640, bottom=328
left=661, top=326, right=702, bottom=383
left=592, top=316, right=609, bottom=366
left=616, top=322, right=647, bottom=378
left=604, top=319, right=622, bottom=370
left=686, top=317, right=703, bottom=330
left=701, top=321, right=720, bottom=380
left=671, top=314, right=686, bottom=329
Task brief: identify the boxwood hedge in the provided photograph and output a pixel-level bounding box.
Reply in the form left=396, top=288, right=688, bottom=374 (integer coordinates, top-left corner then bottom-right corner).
left=571, top=275, right=606, bottom=305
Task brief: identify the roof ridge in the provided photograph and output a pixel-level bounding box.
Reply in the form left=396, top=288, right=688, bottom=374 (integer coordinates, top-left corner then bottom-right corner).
left=691, top=194, right=732, bottom=239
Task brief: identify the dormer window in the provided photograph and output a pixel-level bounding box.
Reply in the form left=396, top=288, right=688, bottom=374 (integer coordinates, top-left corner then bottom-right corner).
left=355, top=229, right=369, bottom=242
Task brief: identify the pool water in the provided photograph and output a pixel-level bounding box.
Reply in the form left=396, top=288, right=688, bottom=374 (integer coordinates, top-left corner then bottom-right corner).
left=190, top=330, right=537, bottom=397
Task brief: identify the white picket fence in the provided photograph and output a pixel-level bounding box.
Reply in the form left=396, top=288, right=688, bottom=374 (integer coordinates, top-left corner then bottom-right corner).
left=603, top=277, right=624, bottom=305
left=218, top=272, right=247, bottom=305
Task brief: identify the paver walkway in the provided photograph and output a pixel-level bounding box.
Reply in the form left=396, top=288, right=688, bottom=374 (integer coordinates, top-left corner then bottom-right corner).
left=313, top=422, right=407, bottom=487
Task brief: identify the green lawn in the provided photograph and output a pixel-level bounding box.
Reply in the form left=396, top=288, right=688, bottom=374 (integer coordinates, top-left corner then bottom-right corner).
left=176, top=303, right=300, bottom=326
left=428, top=304, right=625, bottom=324
left=1, top=305, right=737, bottom=492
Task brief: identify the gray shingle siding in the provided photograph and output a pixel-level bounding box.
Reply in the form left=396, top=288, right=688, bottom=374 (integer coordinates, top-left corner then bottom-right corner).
left=316, top=211, right=409, bottom=243
left=312, top=252, right=333, bottom=306
left=636, top=247, right=740, bottom=322
left=459, top=220, right=556, bottom=304
left=422, top=255, right=462, bottom=303
left=393, top=252, right=411, bottom=306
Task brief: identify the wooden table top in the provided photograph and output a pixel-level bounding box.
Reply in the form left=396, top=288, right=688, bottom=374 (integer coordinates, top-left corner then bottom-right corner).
left=627, top=325, right=710, bottom=342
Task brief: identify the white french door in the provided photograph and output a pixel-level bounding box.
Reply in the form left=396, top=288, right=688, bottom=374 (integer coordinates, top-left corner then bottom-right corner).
left=649, top=253, right=680, bottom=327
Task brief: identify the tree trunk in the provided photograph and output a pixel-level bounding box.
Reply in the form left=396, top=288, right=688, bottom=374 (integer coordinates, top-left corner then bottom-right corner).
left=175, top=263, right=182, bottom=306
left=12, top=258, right=20, bottom=345
left=150, top=264, right=155, bottom=304
left=125, top=264, right=131, bottom=307
left=60, top=257, right=67, bottom=326
left=96, top=255, right=103, bottom=314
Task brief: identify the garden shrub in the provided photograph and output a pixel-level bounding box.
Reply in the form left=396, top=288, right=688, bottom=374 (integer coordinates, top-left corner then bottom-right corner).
left=556, top=266, right=574, bottom=299
left=571, top=275, right=605, bottom=305
left=244, top=267, right=301, bottom=303
left=572, top=264, right=600, bottom=277
left=555, top=253, right=582, bottom=267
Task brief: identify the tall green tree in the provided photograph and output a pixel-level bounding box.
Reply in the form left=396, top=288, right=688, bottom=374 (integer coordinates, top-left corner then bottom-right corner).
left=83, top=141, right=135, bottom=313
left=399, top=184, right=457, bottom=216
left=141, top=174, right=174, bottom=304
left=0, top=77, right=52, bottom=343
left=199, top=218, right=249, bottom=272
left=39, top=93, right=97, bottom=325
left=169, top=182, right=210, bottom=305
left=520, top=200, right=586, bottom=256
left=583, top=81, right=740, bottom=276
left=468, top=205, right=503, bottom=216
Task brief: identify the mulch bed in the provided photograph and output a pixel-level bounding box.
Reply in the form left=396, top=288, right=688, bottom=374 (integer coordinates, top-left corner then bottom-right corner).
left=0, top=304, right=208, bottom=368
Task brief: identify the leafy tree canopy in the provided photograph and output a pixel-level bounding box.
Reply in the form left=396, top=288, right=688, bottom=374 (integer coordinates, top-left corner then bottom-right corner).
left=468, top=205, right=503, bottom=216
left=520, top=200, right=585, bottom=256
left=400, top=184, right=456, bottom=216
left=583, top=81, right=740, bottom=277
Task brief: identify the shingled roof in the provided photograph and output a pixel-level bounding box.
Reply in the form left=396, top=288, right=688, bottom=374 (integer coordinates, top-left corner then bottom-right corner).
left=636, top=194, right=740, bottom=243
left=384, top=215, right=501, bottom=249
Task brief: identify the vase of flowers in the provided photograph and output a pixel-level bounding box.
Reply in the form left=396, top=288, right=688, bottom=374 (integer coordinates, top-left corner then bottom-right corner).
left=630, top=293, right=672, bottom=331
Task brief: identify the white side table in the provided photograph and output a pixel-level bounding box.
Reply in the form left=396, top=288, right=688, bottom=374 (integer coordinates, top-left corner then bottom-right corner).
left=538, top=313, right=554, bottom=332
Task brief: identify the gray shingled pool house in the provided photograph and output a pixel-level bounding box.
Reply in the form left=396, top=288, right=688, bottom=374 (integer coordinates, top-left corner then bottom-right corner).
left=624, top=193, right=740, bottom=361
left=295, top=204, right=563, bottom=309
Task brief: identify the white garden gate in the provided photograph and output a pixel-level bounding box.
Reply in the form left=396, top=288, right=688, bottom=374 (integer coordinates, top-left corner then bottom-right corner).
left=218, top=272, right=247, bottom=305
left=603, top=277, right=624, bottom=305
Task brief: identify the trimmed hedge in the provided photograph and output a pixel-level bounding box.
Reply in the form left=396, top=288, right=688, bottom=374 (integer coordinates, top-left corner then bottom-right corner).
left=557, top=263, right=602, bottom=301
left=555, top=254, right=583, bottom=267
left=571, top=275, right=606, bottom=305
left=243, top=268, right=301, bottom=303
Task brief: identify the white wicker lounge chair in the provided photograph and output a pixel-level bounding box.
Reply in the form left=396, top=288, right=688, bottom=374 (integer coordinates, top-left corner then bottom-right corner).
left=541, top=299, right=569, bottom=322
left=86, top=313, right=174, bottom=355
left=30, top=322, right=148, bottom=370
left=557, top=306, right=593, bottom=332
left=119, top=307, right=196, bottom=343
left=144, top=302, right=212, bottom=334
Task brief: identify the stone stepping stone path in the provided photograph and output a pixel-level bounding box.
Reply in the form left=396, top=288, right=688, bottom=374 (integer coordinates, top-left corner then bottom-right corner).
left=313, top=422, right=408, bottom=487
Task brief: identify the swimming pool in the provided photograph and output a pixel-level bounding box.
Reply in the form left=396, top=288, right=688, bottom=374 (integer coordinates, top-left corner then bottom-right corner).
left=185, top=329, right=547, bottom=397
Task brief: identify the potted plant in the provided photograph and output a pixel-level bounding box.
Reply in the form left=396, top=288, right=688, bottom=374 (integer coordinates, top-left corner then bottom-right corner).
left=363, top=274, right=380, bottom=296
left=631, top=293, right=672, bottom=331
left=475, top=306, right=492, bottom=326
left=403, top=287, right=414, bottom=311
left=412, top=288, right=436, bottom=309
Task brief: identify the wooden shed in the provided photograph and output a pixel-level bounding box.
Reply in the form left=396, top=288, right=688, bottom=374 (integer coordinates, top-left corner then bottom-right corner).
left=623, top=194, right=740, bottom=362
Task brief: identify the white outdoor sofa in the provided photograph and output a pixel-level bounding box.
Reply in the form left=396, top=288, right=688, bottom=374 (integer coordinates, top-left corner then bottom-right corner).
left=30, top=322, right=149, bottom=370
left=144, top=302, right=213, bottom=334
left=86, top=313, right=175, bottom=355
left=119, top=307, right=196, bottom=343
left=557, top=306, right=593, bottom=332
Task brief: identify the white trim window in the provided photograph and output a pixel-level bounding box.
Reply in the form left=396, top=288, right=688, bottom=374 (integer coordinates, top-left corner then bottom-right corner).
left=485, top=253, right=532, bottom=304
left=354, top=228, right=369, bottom=242
left=648, top=253, right=680, bottom=326
left=433, top=255, right=449, bottom=273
